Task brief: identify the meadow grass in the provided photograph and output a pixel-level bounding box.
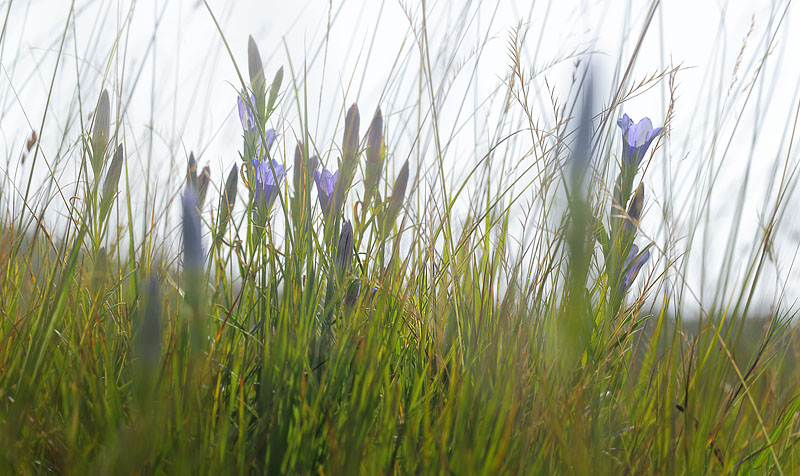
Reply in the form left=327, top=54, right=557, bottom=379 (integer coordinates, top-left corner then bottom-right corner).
left=1, top=1, right=800, bottom=474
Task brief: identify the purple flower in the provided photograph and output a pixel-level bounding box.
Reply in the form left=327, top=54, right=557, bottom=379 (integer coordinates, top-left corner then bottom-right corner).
left=617, top=114, right=662, bottom=166
left=623, top=244, right=650, bottom=289
left=251, top=157, right=285, bottom=211
left=313, top=166, right=338, bottom=216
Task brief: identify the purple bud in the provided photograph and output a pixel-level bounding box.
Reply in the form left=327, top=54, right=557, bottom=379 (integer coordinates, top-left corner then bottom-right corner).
left=313, top=167, right=339, bottom=217
left=237, top=90, right=257, bottom=132
left=336, top=220, right=354, bottom=272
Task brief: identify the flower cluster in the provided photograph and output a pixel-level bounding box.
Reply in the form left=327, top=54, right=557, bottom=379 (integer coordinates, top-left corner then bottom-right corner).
left=176, top=36, right=413, bottom=326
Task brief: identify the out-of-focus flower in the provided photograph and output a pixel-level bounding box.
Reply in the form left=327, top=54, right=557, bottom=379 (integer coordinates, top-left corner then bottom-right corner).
left=182, top=186, right=203, bottom=271
left=251, top=158, right=285, bottom=212
left=623, top=244, right=650, bottom=289
left=313, top=166, right=339, bottom=217
left=617, top=114, right=662, bottom=166
left=136, top=274, right=162, bottom=367
left=336, top=220, right=354, bottom=273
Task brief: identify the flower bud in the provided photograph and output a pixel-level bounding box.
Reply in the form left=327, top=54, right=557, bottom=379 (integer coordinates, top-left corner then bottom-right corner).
left=336, top=220, right=354, bottom=273
left=248, top=35, right=265, bottom=90
left=267, top=67, right=283, bottom=116
left=215, top=164, right=238, bottom=246
left=621, top=183, right=644, bottom=237
left=197, top=166, right=211, bottom=207
left=91, top=89, right=110, bottom=174
left=342, top=103, right=360, bottom=168
left=186, top=153, right=198, bottom=193
left=364, top=107, right=383, bottom=199
left=102, top=144, right=124, bottom=202
left=391, top=160, right=409, bottom=206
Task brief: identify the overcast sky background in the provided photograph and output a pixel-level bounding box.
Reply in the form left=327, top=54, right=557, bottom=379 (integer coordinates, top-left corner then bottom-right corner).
left=1, top=0, right=798, bottom=314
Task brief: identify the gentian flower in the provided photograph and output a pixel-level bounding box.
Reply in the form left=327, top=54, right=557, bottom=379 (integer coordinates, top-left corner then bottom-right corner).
left=617, top=114, right=662, bottom=166
left=623, top=244, right=650, bottom=289
left=314, top=166, right=339, bottom=216
left=251, top=158, right=285, bottom=212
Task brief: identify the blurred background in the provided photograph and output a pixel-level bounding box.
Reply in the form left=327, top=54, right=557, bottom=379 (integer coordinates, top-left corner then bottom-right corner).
left=0, top=0, right=798, bottom=314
